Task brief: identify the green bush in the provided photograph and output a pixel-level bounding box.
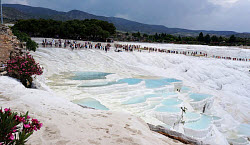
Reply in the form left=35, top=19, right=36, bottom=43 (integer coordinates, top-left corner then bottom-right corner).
left=12, top=29, right=38, bottom=52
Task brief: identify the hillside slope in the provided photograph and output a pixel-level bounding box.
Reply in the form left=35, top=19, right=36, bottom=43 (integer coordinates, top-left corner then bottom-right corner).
left=3, top=4, right=247, bottom=37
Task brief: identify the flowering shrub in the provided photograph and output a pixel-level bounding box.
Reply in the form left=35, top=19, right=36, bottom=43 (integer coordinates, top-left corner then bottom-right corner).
left=6, top=54, right=43, bottom=88
left=0, top=108, right=42, bottom=145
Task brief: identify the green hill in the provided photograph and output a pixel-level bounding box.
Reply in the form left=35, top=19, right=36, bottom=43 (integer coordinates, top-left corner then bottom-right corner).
left=3, top=4, right=249, bottom=37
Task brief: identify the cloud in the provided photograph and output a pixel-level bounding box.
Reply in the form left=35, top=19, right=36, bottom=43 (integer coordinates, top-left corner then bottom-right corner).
left=208, top=0, right=240, bottom=7
left=4, top=0, right=29, bottom=5
left=115, top=14, right=131, bottom=20
left=3, top=0, right=250, bottom=32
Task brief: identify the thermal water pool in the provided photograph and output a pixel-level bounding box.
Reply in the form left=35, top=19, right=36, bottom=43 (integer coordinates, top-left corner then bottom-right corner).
left=145, top=78, right=181, bottom=88
left=47, top=71, right=248, bottom=144
left=70, top=72, right=112, bottom=80
left=189, top=93, right=212, bottom=102
left=72, top=98, right=109, bottom=110
left=184, top=115, right=212, bottom=130
left=161, top=98, right=183, bottom=106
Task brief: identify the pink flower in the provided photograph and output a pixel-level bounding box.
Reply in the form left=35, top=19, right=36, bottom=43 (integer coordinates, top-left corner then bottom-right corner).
left=33, top=126, right=37, bottom=131
left=4, top=108, right=11, bottom=112
left=24, top=124, right=30, bottom=128
left=32, top=119, right=38, bottom=123
left=9, top=134, right=14, bottom=140
left=18, top=117, right=26, bottom=123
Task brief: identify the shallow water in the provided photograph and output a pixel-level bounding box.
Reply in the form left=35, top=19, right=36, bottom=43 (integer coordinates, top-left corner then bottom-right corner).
left=72, top=98, right=109, bottom=110
left=145, top=78, right=181, bottom=88
left=70, top=72, right=112, bottom=80
left=189, top=93, right=212, bottom=102
left=237, top=124, right=250, bottom=136
left=48, top=71, right=246, bottom=142
left=161, top=98, right=183, bottom=106
left=117, top=78, right=142, bottom=85
left=184, top=112, right=201, bottom=121
left=184, top=115, right=211, bottom=130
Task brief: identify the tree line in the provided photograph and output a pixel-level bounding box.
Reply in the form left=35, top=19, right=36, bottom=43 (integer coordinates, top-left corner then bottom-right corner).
left=12, top=19, right=116, bottom=42
left=121, top=32, right=250, bottom=46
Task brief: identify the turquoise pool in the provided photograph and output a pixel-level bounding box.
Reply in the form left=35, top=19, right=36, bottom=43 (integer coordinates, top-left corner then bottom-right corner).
left=228, top=137, right=249, bottom=145
left=161, top=92, right=177, bottom=97
left=237, top=124, right=250, bottom=136
left=189, top=93, right=212, bottom=102
left=71, top=72, right=112, bottom=80
left=72, top=98, right=109, bottom=110
left=161, top=98, right=183, bottom=106
left=144, top=94, right=162, bottom=99
left=117, top=78, right=142, bottom=85
left=123, top=96, right=146, bottom=105
left=184, top=112, right=201, bottom=120
left=123, top=94, right=162, bottom=105
left=155, top=106, right=181, bottom=113
left=184, top=115, right=211, bottom=130
left=145, top=78, right=181, bottom=88
left=181, top=86, right=191, bottom=93
left=212, top=116, right=221, bottom=121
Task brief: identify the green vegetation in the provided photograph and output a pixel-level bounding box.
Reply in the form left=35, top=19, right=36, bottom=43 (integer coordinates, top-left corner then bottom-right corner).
left=12, top=19, right=116, bottom=42
left=121, top=32, right=250, bottom=46
left=4, top=4, right=250, bottom=38
left=12, top=29, right=38, bottom=52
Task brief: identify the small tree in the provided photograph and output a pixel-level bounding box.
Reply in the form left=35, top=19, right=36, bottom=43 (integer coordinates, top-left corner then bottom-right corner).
left=211, top=35, right=219, bottom=42
left=178, top=35, right=182, bottom=42
left=204, top=34, right=211, bottom=44
left=26, top=39, right=38, bottom=52
left=143, top=33, right=148, bottom=38
left=6, top=54, right=43, bottom=88
left=197, top=32, right=204, bottom=42
left=229, top=35, right=236, bottom=43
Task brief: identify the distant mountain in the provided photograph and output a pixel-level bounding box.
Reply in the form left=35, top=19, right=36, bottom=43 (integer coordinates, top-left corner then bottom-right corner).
left=3, top=4, right=248, bottom=37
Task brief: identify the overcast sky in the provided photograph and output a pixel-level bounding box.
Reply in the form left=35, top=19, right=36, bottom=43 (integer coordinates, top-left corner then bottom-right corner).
left=5, top=0, right=250, bottom=32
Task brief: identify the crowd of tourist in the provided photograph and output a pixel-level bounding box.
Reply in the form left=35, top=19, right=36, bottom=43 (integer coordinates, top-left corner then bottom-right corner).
left=40, top=39, right=250, bottom=62
left=42, top=39, right=111, bottom=52
left=114, top=43, right=250, bottom=62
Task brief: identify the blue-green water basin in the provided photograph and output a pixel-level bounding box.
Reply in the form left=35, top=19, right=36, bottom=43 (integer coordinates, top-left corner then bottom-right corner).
left=72, top=98, right=109, bottom=110
left=162, top=98, right=183, bottom=106
left=227, top=137, right=249, bottom=145
left=145, top=78, right=181, bottom=88
left=184, top=115, right=211, bottom=130
left=189, top=93, right=212, bottom=102
left=71, top=72, right=112, bottom=80
left=123, top=94, right=162, bottom=105
left=117, top=78, right=142, bottom=85
left=184, top=112, right=201, bottom=120
left=237, top=124, right=250, bottom=136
